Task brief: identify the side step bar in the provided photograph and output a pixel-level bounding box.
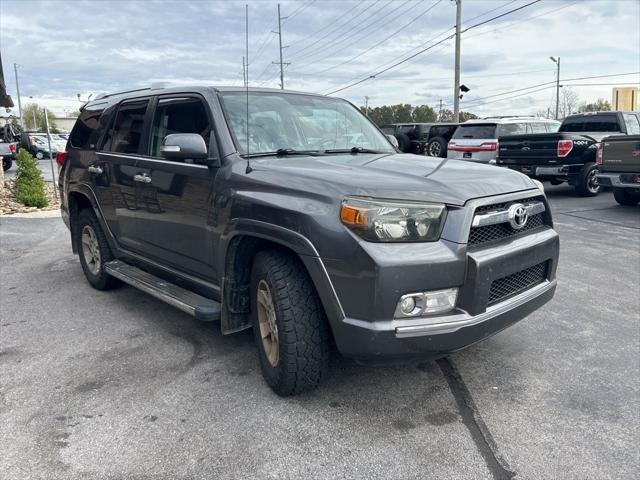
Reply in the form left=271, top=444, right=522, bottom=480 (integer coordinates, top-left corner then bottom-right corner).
left=104, top=260, right=221, bottom=322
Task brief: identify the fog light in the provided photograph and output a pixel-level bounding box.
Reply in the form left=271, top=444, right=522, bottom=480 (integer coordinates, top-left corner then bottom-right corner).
left=394, top=288, right=458, bottom=318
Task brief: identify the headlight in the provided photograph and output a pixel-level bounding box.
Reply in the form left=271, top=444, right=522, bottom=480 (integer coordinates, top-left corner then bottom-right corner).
left=340, top=197, right=446, bottom=242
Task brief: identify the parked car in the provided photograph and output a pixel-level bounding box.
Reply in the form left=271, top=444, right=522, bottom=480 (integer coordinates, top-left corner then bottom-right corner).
left=447, top=117, right=561, bottom=164
left=20, top=133, right=65, bottom=159
left=497, top=111, right=640, bottom=196
left=381, top=122, right=459, bottom=156
left=59, top=86, right=559, bottom=395
left=596, top=134, right=640, bottom=206
left=0, top=141, right=17, bottom=170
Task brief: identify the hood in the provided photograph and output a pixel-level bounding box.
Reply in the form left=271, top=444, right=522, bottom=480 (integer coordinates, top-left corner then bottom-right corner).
left=249, top=153, right=537, bottom=206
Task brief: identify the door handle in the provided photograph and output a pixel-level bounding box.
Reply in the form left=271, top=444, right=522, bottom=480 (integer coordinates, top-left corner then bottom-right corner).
left=134, top=173, right=152, bottom=184
left=87, top=165, right=103, bottom=175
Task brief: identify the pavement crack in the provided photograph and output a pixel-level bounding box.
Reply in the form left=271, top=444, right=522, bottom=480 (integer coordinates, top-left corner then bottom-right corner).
left=437, top=358, right=516, bottom=480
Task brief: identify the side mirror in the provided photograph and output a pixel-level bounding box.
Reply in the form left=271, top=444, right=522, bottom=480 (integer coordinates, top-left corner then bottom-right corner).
left=386, top=134, right=399, bottom=149
left=161, top=133, right=208, bottom=162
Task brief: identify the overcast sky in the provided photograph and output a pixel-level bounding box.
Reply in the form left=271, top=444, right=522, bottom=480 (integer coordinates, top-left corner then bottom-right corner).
left=1, top=0, right=639, bottom=117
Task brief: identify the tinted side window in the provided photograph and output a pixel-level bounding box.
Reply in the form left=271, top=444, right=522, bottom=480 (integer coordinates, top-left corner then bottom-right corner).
left=452, top=124, right=497, bottom=139
left=69, top=105, right=104, bottom=149
left=149, top=97, right=211, bottom=158
left=530, top=123, right=548, bottom=134
left=499, top=123, right=527, bottom=136
left=380, top=126, right=394, bottom=135
left=623, top=113, right=640, bottom=135
left=104, top=100, right=149, bottom=154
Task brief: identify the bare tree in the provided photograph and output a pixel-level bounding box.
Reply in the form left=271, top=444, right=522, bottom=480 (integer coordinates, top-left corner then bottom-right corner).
left=559, top=88, right=580, bottom=119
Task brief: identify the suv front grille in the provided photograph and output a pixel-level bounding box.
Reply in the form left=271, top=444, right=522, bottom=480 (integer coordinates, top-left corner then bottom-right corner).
left=468, top=196, right=547, bottom=246
left=488, top=262, right=548, bottom=305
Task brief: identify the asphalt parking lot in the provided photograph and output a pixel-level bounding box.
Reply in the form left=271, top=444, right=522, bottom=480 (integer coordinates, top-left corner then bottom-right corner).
left=0, top=185, right=638, bottom=480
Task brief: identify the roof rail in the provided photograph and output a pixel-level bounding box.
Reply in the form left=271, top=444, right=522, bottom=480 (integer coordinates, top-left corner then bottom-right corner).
left=482, top=115, right=538, bottom=119
left=93, top=83, right=170, bottom=101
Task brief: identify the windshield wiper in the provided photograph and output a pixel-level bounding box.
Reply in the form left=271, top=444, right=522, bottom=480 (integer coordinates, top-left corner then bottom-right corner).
left=323, top=147, right=383, bottom=154
left=241, top=148, right=322, bottom=158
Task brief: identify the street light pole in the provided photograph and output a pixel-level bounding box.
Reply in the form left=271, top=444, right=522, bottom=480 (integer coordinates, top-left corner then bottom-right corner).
left=453, top=0, right=462, bottom=123
left=364, top=96, right=369, bottom=116
left=13, top=63, right=23, bottom=128
left=550, top=56, right=561, bottom=119
left=43, top=106, right=58, bottom=200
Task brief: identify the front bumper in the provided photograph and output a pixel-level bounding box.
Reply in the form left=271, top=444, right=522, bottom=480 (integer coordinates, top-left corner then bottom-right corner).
left=597, top=172, right=640, bottom=189
left=336, top=279, right=556, bottom=363
left=324, top=224, right=559, bottom=363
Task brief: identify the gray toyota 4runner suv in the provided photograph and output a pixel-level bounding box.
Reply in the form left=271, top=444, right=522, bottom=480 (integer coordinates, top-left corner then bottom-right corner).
left=59, top=86, right=559, bottom=395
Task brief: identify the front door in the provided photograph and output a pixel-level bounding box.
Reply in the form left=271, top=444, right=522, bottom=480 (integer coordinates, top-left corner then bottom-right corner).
left=131, top=95, right=218, bottom=281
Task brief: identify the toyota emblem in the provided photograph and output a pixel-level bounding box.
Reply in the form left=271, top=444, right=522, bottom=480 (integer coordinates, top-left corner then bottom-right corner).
left=508, top=203, right=528, bottom=230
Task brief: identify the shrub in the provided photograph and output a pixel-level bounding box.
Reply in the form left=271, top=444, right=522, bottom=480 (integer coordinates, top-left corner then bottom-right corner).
left=13, top=148, right=48, bottom=208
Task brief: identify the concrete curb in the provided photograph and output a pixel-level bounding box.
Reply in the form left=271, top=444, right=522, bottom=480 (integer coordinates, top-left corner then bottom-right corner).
left=0, top=209, right=61, bottom=219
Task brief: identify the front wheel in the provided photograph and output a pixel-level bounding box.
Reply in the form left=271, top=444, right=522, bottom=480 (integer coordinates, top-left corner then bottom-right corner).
left=613, top=187, right=640, bottom=206
left=575, top=163, right=600, bottom=197
left=35, top=151, right=44, bottom=160
left=251, top=250, right=330, bottom=396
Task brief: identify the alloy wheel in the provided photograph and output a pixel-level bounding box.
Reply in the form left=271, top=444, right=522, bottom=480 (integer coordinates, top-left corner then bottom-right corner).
left=587, top=168, right=600, bottom=194
left=256, top=279, right=279, bottom=367
left=81, top=225, right=101, bottom=275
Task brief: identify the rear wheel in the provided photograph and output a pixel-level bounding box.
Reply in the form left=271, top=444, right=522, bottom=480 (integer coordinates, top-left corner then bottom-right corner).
left=75, top=209, right=121, bottom=290
left=396, top=133, right=412, bottom=153
left=575, top=163, right=600, bottom=197
left=35, top=151, right=44, bottom=160
left=250, top=250, right=330, bottom=396
left=427, top=137, right=447, bottom=157
left=613, top=187, right=640, bottom=206
left=2, top=157, right=12, bottom=171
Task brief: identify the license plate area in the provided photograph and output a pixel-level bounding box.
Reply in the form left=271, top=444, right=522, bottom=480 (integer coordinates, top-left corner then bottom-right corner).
left=463, top=152, right=472, bottom=159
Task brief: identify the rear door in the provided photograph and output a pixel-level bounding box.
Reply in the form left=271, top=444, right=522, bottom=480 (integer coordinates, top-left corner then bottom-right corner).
left=93, top=98, right=152, bottom=252
left=131, top=95, right=218, bottom=281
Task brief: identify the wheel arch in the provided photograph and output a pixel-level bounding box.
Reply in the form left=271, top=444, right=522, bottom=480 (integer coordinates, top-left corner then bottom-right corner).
left=219, top=220, right=345, bottom=337
left=67, top=186, right=115, bottom=254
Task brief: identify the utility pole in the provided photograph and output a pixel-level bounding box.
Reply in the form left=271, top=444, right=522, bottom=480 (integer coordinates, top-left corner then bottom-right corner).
left=453, top=0, right=462, bottom=123
left=13, top=63, right=23, bottom=128
left=245, top=4, right=249, bottom=87
left=43, top=106, right=58, bottom=200
left=242, top=56, right=247, bottom=87
left=364, top=96, right=369, bottom=116
left=272, top=4, right=290, bottom=90
left=438, top=99, right=443, bottom=122
left=550, top=56, right=561, bottom=119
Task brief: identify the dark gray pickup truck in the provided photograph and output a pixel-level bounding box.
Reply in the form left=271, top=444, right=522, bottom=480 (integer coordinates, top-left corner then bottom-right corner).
left=597, top=134, right=640, bottom=206
left=497, top=112, right=640, bottom=196
left=59, top=86, right=559, bottom=395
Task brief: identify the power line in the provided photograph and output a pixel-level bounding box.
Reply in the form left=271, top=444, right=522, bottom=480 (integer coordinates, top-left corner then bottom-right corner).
left=283, top=0, right=316, bottom=24
left=290, top=0, right=414, bottom=67
left=462, top=0, right=518, bottom=24
left=306, top=0, right=444, bottom=75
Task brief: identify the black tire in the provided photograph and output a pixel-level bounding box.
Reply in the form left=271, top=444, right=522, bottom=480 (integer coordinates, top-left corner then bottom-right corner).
left=250, top=249, right=330, bottom=396
left=613, top=187, right=640, bottom=206
left=74, top=209, right=121, bottom=290
left=427, top=137, right=447, bottom=157
left=396, top=133, right=412, bottom=153
left=2, top=157, right=12, bottom=171
left=575, top=162, right=600, bottom=197
left=549, top=179, right=564, bottom=186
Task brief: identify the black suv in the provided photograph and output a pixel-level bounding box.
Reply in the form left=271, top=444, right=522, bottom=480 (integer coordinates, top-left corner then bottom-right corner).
left=59, top=86, right=559, bottom=395
left=381, top=123, right=459, bottom=156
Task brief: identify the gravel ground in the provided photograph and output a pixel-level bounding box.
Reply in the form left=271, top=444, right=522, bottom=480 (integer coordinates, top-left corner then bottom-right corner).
left=0, top=185, right=638, bottom=480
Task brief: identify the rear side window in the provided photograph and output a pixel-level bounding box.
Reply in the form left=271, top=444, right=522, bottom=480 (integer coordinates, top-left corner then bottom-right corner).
left=498, top=123, right=527, bottom=136
left=69, top=105, right=104, bottom=149
left=529, top=123, right=548, bottom=134
left=104, top=99, right=149, bottom=154
left=559, top=114, right=621, bottom=133
left=453, top=124, right=497, bottom=139
left=623, top=113, right=640, bottom=135
left=380, top=126, right=394, bottom=135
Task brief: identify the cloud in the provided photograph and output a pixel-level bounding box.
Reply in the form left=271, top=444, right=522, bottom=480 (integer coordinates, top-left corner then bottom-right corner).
left=0, top=0, right=637, bottom=118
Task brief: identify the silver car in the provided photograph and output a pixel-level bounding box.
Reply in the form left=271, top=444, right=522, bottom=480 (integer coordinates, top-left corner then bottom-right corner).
left=447, top=117, right=560, bottom=164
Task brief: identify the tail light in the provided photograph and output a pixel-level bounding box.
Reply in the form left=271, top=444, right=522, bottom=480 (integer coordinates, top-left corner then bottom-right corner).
left=595, top=143, right=604, bottom=165
left=481, top=141, right=498, bottom=152
left=55, top=151, right=67, bottom=168
left=557, top=140, right=573, bottom=158
left=9, top=143, right=16, bottom=153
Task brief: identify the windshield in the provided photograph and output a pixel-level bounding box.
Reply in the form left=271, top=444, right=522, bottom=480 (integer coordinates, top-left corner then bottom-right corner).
left=452, top=124, right=497, bottom=139
left=219, top=92, right=395, bottom=155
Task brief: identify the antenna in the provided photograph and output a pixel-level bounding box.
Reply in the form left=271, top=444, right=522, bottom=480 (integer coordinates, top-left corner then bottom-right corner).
left=245, top=3, right=253, bottom=173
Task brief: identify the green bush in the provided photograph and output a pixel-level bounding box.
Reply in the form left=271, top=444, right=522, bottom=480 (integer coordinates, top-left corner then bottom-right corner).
left=14, top=148, right=48, bottom=208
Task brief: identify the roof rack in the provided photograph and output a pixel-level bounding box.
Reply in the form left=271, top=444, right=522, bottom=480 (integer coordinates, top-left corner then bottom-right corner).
left=93, top=83, right=169, bottom=101
left=482, top=115, right=537, bottom=119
